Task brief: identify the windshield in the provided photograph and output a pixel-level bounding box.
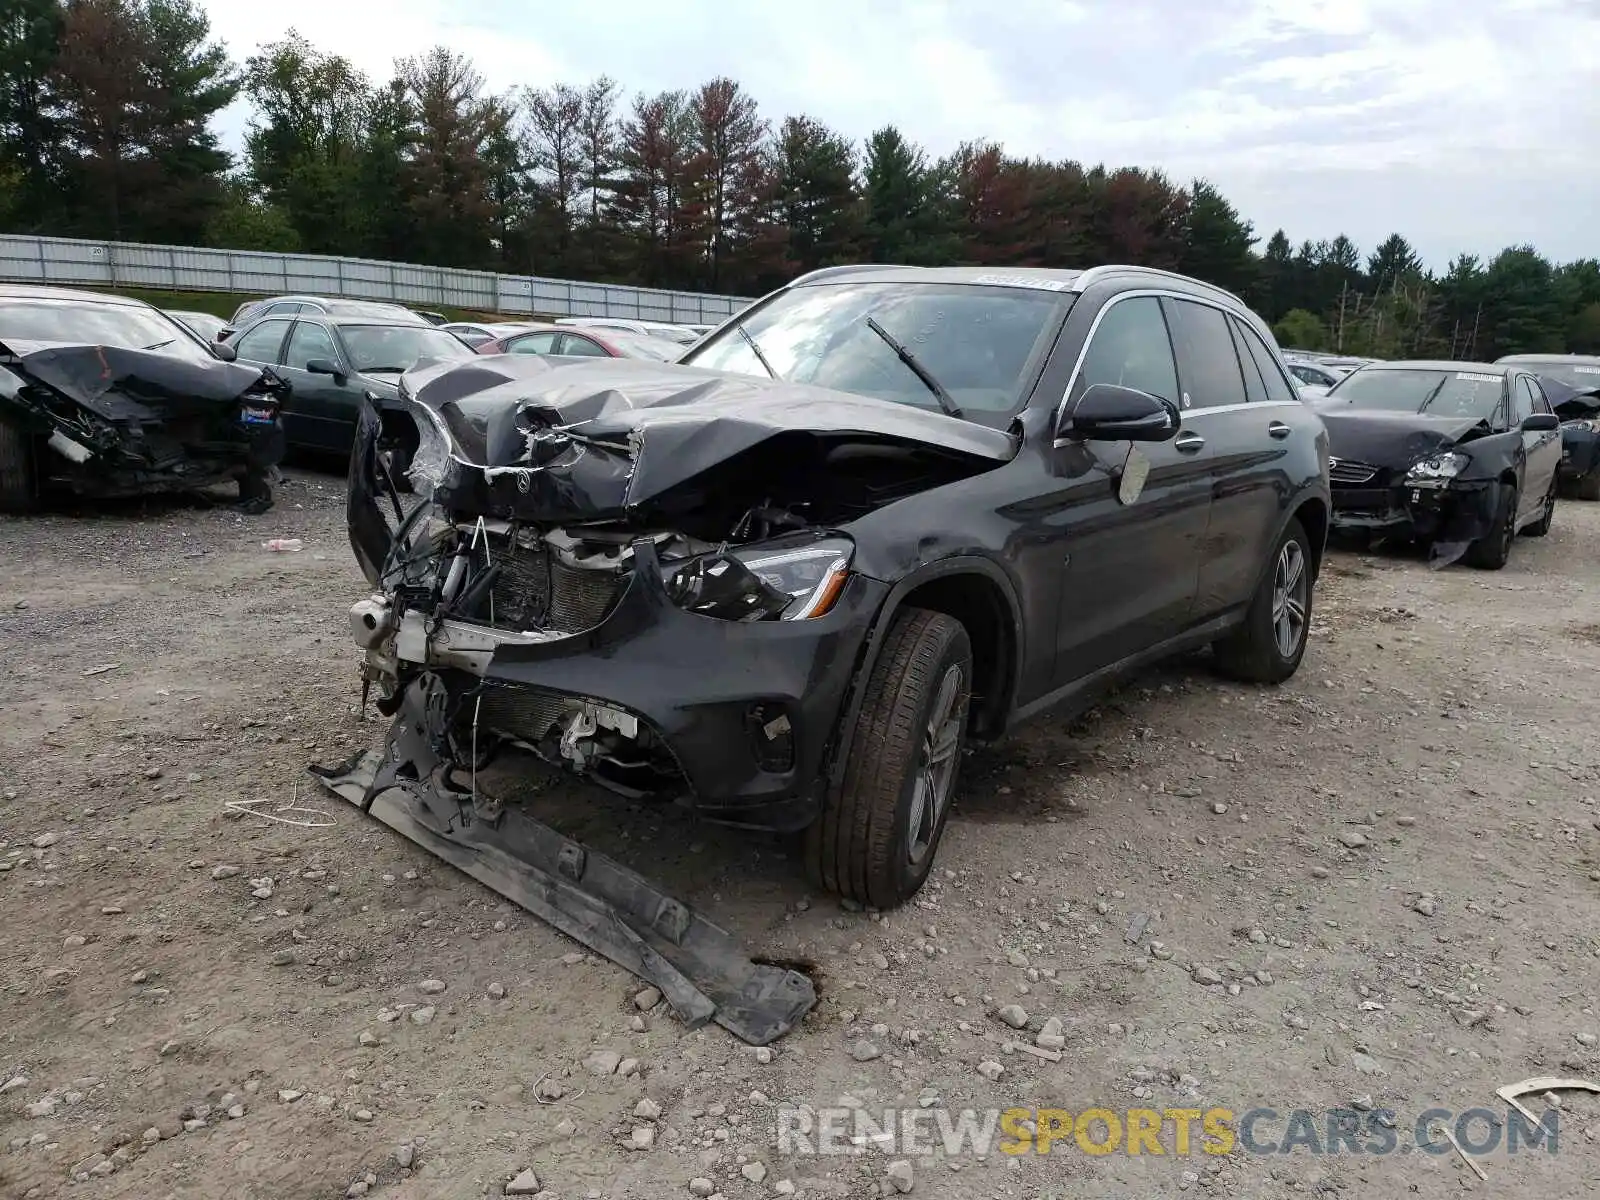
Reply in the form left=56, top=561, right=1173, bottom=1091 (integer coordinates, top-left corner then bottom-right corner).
left=680, top=281, right=1071, bottom=426
left=1328, top=368, right=1506, bottom=421
left=1510, top=360, right=1600, bottom=391
left=0, top=298, right=214, bottom=362
left=341, top=324, right=476, bottom=374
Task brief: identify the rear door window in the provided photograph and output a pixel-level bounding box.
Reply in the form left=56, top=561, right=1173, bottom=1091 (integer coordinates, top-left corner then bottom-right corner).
left=506, top=332, right=561, bottom=356
left=1162, top=299, right=1247, bottom=410
left=1228, top=321, right=1269, bottom=404
left=1233, top=319, right=1301, bottom=405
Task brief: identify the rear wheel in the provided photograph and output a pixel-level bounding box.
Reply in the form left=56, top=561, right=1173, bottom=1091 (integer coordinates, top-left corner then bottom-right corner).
left=805, top=609, right=971, bottom=909
left=1463, top=482, right=1517, bottom=569
left=1212, top=518, right=1314, bottom=684
left=0, top=418, right=38, bottom=514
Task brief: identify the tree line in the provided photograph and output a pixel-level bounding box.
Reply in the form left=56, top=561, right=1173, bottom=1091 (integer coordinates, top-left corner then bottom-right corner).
left=2, top=0, right=1597, bottom=358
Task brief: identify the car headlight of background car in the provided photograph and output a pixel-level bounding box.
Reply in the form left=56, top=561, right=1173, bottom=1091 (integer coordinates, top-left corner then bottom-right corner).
left=665, top=536, right=853, bottom=622
left=1404, top=451, right=1470, bottom=487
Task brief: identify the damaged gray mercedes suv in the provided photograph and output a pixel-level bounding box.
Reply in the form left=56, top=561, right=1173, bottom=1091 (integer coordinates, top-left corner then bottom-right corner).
left=335, top=264, right=1331, bottom=908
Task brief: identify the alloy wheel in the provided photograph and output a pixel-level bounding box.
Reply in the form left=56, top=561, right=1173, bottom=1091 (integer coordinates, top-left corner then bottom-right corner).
left=905, top=664, right=967, bottom=866
left=1271, top=540, right=1309, bottom=659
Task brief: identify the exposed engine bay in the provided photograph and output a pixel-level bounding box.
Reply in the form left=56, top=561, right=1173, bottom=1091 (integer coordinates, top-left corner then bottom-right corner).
left=342, top=354, right=1017, bottom=800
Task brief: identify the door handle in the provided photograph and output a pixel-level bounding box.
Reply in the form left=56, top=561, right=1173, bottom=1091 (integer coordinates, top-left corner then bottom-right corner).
left=1267, top=421, right=1291, bottom=439
left=1173, top=431, right=1205, bottom=453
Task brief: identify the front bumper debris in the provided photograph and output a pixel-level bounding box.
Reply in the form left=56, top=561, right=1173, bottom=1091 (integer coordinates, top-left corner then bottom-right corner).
left=354, top=532, right=887, bottom=830
left=1330, top=477, right=1496, bottom=567
left=309, top=673, right=816, bottom=1045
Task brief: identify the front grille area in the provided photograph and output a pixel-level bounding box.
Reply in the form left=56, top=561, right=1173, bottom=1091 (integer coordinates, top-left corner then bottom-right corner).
left=483, top=537, right=625, bottom=634
left=477, top=685, right=574, bottom=744
left=1328, top=458, right=1380, bottom=485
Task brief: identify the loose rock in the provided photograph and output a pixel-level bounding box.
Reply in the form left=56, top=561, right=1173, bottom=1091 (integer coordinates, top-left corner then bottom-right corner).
left=409, top=1006, right=436, bottom=1025
left=418, top=978, right=446, bottom=994
left=1192, top=966, right=1223, bottom=986
left=995, top=1004, right=1028, bottom=1030
left=741, top=1162, right=768, bottom=1184
left=584, top=1049, right=623, bottom=1075
left=634, top=986, right=662, bottom=1010
left=629, top=1124, right=655, bottom=1150
left=634, top=1097, right=662, bottom=1121
left=887, top=1158, right=915, bottom=1193
left=976, top=1060, right=1004, bottom=1081
left=850, top=1040, right=882, bottom=1062
left=689, top=1180, right=715, bottom=1198
left=1036, top=1016, right=1065, bottom=1051
left=505, top=1168, right=542, bottom=1195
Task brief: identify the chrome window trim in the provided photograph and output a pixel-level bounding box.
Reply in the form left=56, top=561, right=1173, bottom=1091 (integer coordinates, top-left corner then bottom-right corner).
left=1051, top=288, right=1297, bottom=440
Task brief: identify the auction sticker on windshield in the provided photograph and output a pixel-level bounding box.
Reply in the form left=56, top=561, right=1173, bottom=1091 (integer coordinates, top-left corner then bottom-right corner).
left=1455, top=373, right=1501, bottom=384
left=968, top=274, right=1074, bottom=291
left=1575, top=366, right=1600, bottom=374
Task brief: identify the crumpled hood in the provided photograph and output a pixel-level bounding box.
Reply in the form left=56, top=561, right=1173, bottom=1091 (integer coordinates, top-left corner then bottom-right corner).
left=1312, top=404, right=1489, bottom=470
left=0, top=338, right=272, bottom=421
left=399, top=354, right=1019, bottom=518
left=1538, top=377, right=1600, bottom=420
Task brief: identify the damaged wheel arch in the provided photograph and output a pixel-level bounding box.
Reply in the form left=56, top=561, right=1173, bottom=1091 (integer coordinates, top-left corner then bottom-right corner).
left=824, top=554, right=1025, bottom=788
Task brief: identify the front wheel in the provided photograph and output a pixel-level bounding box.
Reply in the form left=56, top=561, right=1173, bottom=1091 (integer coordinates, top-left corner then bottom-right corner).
left=1463, top=482, right=1517, bottom=569
left=805, top=609, right=972, bottom=909
left=1212, top=517, right=1314, bottom=684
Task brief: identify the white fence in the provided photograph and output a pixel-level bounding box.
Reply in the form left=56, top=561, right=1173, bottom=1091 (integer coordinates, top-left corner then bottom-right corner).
left=0, top=234, right=754, bottom=323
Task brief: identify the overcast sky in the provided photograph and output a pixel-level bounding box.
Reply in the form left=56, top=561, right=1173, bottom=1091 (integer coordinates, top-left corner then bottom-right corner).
left=198, top=0, right=1600, bottom=270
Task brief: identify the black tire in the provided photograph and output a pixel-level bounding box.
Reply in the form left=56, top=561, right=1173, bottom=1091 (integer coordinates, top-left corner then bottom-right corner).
left=1463, top=481, right=1517, bottom=570
left=0, top=418, right=38, bottom=514
left=1524, top=474, right=1557, bottom=537
left=1577, top=469, right=1600, bottom=502
left=805, top=609, right=972, bottom=909
left=1212, top=517, right=1314, bottom=684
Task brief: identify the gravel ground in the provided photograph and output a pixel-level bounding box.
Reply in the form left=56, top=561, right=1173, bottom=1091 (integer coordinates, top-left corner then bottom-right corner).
left=2, top=468, right=1599, bottom=1200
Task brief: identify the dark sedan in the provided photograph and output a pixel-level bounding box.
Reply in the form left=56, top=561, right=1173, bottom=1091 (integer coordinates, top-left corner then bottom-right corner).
left=226, top=311, right=475, bottom=457
left=1495, top=354, right=1600, bottom=500
left=1314, top=361, right=1562, bottom=567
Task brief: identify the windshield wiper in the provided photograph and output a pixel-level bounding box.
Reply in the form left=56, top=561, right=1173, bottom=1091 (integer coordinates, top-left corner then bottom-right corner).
left=734, top=324, right=780, bottom=380
left=141, top=338, right=176, bottom=352
left=864, top=317, right=962, bottom=418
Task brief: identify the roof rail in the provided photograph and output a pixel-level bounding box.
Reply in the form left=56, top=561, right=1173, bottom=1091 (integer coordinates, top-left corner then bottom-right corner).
left=788, top=264, right=917, bottom=286
left=1073, top=264, right=1247, bottom=309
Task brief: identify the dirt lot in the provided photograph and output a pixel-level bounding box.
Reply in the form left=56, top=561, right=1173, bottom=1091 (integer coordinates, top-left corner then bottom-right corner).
left=2, top=469, right=1599, bottom=1200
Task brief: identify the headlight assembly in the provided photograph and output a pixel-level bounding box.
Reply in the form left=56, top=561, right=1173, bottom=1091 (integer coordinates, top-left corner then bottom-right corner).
left=666, top=536, right=853, bottom=622
left=1405, top=451, right=1469, bottom=485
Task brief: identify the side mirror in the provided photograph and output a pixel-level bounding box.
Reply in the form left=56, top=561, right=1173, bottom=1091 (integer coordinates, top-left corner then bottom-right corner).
left=211, top=341, right=237, bottom=362
left=306, top=358, right=348, bottom=386
left=1058, top=383, right=1181, bottom=443
left=1520, top=412, right=1559, bottom=432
